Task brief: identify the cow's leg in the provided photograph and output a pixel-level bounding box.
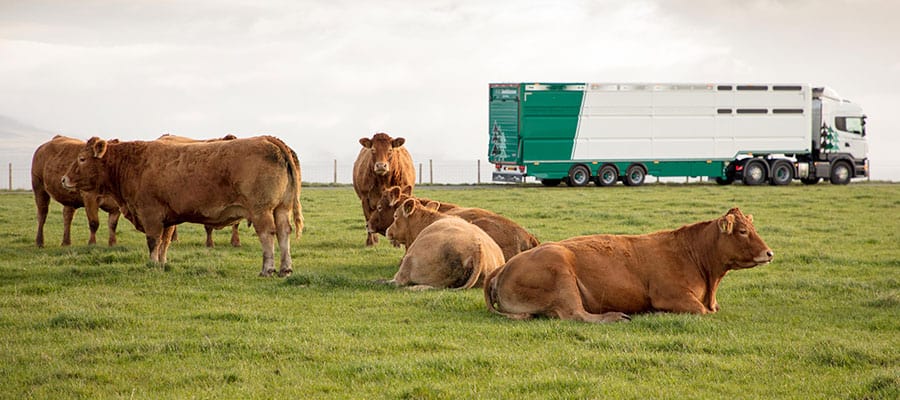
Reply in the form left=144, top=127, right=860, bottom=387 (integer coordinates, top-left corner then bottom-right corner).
left=253, top=214, right=278, bottom=277
left=204, top=225, right=215, bottom=248
left=548, top=271, right=630, bottom=323
left=158, top=226, right=176, bottom=265
left=83, top=196, right=100, bottom=246
left=34, top=189, right=50, bottom=248
left=144, top=221, right=166, bottom=264
left=61, top=205, right=76, bottom=246
left=389, top=255, right=413, bottom=286
left=361, top=200, right=378, bottom=246
left=107, top=209, right=120, bottom=246
left=275, top=208, right=293, bottom=277
left=230, top=223, right=241, bottom=247
left=650, top=291, right=710, bottom=314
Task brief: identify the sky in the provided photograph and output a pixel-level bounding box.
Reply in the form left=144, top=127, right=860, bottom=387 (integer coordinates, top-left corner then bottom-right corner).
left=1, top=0, right=899, bottom=185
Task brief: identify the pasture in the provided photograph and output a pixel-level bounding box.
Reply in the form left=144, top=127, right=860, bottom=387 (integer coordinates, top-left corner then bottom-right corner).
left=1, top=183, right=898, bottom=399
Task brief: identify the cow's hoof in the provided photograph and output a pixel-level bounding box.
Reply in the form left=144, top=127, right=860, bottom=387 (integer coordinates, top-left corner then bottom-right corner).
left=259, top=270, right=275, bottom=278
left=278, top=269, right=293, bottom=278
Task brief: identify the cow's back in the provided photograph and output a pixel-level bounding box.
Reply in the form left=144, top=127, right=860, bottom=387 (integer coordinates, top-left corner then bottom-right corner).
left=405, top=217, right=504, bottom=288
left=445, top=207, right=539, bottom=260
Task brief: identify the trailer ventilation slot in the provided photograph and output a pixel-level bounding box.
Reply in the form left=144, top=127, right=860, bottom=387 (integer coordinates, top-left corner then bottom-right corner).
left=717, top=109, right=733, bottom=114
left=737, top=85, right=768, bottom=91
left=736, top=109, right=768, bottom=114
left=773, top=109, right=804, bottom=114
left=717, top=85, right=733, bottom=91
left=773, top=85, right=803, bottom=91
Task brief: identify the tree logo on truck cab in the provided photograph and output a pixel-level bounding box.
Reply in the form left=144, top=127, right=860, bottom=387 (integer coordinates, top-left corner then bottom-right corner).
left=490, top=121, right=508, bottom=159
left=821, top=123, right=840, bottom=152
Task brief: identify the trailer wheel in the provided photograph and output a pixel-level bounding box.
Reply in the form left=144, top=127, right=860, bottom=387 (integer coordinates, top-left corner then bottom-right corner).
left=769, top=160, right=793, bottom=186
left=830, top=161, right=852, bottom=185
left=541, top=179, right=561, bottom=187
left=595, top=164, right=618, bottom=187
left=623, top=164, right=646, bottom=187
left=715, top=176, right=734, bottom=185
left=742, top=160, right=767, bottom=186
left=565, top=165, right=591, bottom=187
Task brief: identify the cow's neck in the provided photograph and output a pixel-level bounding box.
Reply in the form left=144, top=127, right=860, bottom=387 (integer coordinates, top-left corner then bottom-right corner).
left=101, top=142, right=144, bottom=204
left=674, top=220, right=730, bottom=307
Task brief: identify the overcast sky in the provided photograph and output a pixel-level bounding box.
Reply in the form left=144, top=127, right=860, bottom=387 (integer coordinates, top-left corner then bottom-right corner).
left=1, top=0, right=898, bottom=181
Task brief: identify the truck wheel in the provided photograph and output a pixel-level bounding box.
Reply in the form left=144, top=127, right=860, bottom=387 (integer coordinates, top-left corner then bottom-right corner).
left=830, top=162, right=852, bottom=185
left=769, top=161, right=793, bottom=186
left=565, top=165, right=591, bottom=187
left=595, top=164, right=618, bottom=187
left=623, top=164, right=646, bottom=187
left=801, top=177, right=820, bottom=185
left=742, top=160, right=767, bottom=186
left=541, top=179, right=561, bottom=187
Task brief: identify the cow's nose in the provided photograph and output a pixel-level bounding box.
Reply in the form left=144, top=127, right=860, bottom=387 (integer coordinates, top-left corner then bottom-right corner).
left=766, top=250, right=774, bottom=258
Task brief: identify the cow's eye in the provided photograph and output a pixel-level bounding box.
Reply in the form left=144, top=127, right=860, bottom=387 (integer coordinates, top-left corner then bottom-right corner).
left=738, top=229, right=749, bottom=235
left=79, top=157, right=86, bottom=163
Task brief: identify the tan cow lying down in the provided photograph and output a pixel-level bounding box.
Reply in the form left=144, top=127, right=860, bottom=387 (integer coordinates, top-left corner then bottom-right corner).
left=484, top=208, right=774, bottom=322
left=62, top=136, right=303, bottom=277
left=385, top=199, right=505, bottom=290
left=367, top=185, right=539, bottom=260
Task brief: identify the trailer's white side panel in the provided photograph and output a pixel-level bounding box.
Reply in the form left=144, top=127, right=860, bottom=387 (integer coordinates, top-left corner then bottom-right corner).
left=571, top=83, right=812, bottom=161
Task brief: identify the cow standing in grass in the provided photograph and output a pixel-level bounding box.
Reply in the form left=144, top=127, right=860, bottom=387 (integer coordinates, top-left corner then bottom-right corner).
left=352, top=133, right=415, bottom=246
left=485, top=208, right=774, bottom=322
left=31, top=135, right=121, bottom=247
left=62, top=136, right=303, bottom=277
left=385, top=199, right=505, bottom=290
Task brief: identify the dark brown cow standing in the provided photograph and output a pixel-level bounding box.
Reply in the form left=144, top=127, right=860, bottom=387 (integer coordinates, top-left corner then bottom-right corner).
left=366, top=185, right=539, bottom=259
left=485, top=208, right=774, bottom=323
left=352, top=133, right=415, bottom=246
left=62, top=136, right=303, bottom=277
left=31, top=135, right=121, bottom=247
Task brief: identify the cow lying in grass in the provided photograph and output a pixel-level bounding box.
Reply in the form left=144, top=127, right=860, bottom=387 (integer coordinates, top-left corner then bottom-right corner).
left=484, top=208, right=773, bottom=322
left=368, top=185, right=539, bottom=259
left=385, top=199, right=504, bottom=290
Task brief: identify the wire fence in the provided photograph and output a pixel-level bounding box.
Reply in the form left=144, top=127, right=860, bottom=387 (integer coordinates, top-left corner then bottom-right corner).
left=6, top=159, right=899, bottom=190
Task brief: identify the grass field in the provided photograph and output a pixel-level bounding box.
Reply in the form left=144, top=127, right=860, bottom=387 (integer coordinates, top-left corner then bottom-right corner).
left=1, top=183, right=898, bottom=399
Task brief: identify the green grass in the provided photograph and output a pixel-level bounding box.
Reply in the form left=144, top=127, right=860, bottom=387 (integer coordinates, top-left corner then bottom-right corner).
left=1, top=183, right=898, bottom=399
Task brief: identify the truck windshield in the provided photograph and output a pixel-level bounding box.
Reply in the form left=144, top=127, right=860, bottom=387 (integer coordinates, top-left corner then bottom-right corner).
left=836, top=116, right=865, bottom=136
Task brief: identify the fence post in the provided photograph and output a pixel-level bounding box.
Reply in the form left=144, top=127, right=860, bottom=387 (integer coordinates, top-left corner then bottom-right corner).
left=418, top=163, right=423, bottom=185
left=429, top=159, right=433, bottom=184
left=8, top=163, right=11, bottom=191
left=333, top=159, right=337, bottom=184
left=477, top=160, right=481, bottom=184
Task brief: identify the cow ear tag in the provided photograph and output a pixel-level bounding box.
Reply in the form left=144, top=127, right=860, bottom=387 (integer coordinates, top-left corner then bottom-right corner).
left=719, top=215, right=735, bottom=234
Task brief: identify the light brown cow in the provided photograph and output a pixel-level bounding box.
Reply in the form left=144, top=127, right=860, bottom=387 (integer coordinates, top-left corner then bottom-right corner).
left=62, top=136, right=303, bottom=277
left=385, top=199, right=505, bottom=290
left=484, top=208, right=774, bottom=323
left=366, top=185, right=539, bottom=259
left=31, top=135, right=121, bottom=247
left=352, top=133, right=415, bottom=246
left=157, top=133, right=242, bottom=248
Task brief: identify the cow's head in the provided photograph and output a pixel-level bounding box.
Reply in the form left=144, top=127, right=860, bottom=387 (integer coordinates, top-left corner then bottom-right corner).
left=716, top=207, right=774, bottom=269
left=360, top=132, right=405, bottom=176
left=366, top=185, right=413, bottom=235
left=385, top=198, right=438, bottom=246
left=61, top=137, right=109, bottom=193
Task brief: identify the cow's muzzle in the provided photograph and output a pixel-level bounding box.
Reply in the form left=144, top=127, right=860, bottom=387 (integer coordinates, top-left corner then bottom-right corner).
left=373, top=162, right=389, bottom=175
left=754, top=249, right=775, bottom=265
left=61, top=175, right=77, bottom=192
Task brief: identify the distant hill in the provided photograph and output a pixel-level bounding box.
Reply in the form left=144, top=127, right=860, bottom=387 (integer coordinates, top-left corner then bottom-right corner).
left=0, top=115, right=55, bottom=189
left=0, top=115, right=54, bottom=149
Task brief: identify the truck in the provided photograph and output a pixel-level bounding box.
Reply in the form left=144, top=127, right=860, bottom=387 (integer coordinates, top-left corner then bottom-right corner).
left=489, top=82, right=868, bottom=186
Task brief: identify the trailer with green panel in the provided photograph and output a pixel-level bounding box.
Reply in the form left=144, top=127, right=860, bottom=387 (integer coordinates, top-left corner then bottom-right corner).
left=488, top=82, right=869, bottom=186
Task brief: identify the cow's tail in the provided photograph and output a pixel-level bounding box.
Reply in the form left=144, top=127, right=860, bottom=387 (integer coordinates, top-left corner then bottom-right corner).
left=457, top=241, right=485, bottom=290
left=265, top=136, right=304, bottom=237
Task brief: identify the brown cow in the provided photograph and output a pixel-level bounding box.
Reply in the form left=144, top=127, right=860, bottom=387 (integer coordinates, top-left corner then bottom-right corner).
left=157, top=133, right=241, bottom=248
left=31, top=135, right=121, bottom=247
left=366, top=185, right=539, bottom=259
left=484, top=208, right=774, bottom=323
left=62, top=136, right=303, bottom=277
left=352, top=133, right=415, bottom=246
left=385, top=199, right=504, bottom=290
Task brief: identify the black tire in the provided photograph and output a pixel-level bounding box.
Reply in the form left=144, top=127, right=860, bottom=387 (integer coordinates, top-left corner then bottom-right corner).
left=565, top=165, right=591, bottom=187
left=623, top=164, right=646, bottom=187
left=801, top=177, right=820, bottom=185
left=715, top=176, right=734, bottom=185
left=742, top=160, right=767, bottom=186
left=830, top=161, right=852, bottom=185
left=769, top=161, right=793, bottom=186
left=541, top=179, right=561, bottom=187
left=595, top=164, right=618, bottom=187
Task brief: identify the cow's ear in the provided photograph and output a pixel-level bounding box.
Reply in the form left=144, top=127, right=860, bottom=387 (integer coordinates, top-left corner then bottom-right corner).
left=718, top=214, right=735, bottom=234
left=401, top=185, right=412, bottom=197
left=392, top=137, right=405, bottom=148
left=359, top=138, right=372, bottom=148
left=746, top=214, right=754, bottom=224
left=424, top=202, right=440, bottom=212
left=88, top=137, right=108, bottom=159
left=401, top=198, right=417, bottom=217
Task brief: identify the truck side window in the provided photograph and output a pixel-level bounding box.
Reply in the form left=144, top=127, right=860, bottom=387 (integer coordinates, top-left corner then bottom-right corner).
left=835, top=117, right=864, bottom=135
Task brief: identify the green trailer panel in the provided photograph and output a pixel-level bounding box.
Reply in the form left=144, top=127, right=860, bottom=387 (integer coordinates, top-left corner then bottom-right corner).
left=488, top=84, right=520, bottom=164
